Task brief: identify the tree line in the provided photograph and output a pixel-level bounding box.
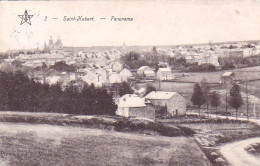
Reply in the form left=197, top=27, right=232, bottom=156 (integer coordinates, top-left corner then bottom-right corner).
left=191, top=80, right=243, bottom=120
left=0, top=71, right=117, bottom=115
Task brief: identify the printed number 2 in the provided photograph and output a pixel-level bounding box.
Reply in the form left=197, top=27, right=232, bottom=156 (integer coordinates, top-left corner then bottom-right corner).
left=44, top=16, right=48, bottom=21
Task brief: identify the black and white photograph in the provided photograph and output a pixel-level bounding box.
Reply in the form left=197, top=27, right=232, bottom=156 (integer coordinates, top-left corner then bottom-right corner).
left=0, top=0, right=260, bottom=165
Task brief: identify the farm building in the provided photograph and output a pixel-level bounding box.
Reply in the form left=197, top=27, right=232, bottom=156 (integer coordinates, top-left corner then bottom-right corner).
left=137, top=66, right=155, bottom=77
left=145, top=91, right=186, bottom=116
left=157, top=68, right=173, bottom=80
left=116, top=94, right=155, bottom=120
left=221, top=72, right=235, bottom=84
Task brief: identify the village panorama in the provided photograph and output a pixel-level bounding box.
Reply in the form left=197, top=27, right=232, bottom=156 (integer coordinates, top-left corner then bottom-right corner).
left=1, top=37, right=260, bottom=166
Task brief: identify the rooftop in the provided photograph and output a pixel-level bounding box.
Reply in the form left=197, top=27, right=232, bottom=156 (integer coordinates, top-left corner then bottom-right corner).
left=222, top=72, right=234, bottom=77
left=118, top=94, right=146, bottom=108
left=145, top=91, right=177, bottom=100
left=158, top=68, right=171, bottom=72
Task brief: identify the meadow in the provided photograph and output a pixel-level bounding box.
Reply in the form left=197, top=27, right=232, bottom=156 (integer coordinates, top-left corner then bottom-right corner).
left=0, top=122, right=210, bottom=166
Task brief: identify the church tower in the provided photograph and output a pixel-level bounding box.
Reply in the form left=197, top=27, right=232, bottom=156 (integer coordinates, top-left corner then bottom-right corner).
left=49, top=36, right=54, bottom=49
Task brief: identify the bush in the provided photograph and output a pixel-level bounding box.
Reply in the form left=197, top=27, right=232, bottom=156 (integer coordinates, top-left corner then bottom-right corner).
left=221, top=62, right=235, bottom=70
left=186, top=63, right=216, bottom=72
left=114, top=119, right=193, bottom=137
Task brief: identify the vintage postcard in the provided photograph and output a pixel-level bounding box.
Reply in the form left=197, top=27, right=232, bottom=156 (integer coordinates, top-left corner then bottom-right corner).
left=0, top=0, right=260, bottom=165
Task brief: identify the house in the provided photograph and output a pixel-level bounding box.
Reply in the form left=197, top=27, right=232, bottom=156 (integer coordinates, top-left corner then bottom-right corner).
left=120, top=68, right=132, bottom=82
left=46, top=75, right=61, bottom=85
left=158, top=62, right=169, bottom=68
left=145, top=91, right=186, bottom=116
left=223, top=50, right=243, bottom=58
left=84, top=71, right=107, bottom=87
left=112, top=62, right=123, bottom=72
left=137, top=66, right=155, bottom=77
left=59, top=72, right=71, bottom=86
left=109, top=72, right=122, bottom=84
left=157, top=68, right=173, bottom=80
left=185, top=56, right=194, bottom=63
left=198, top=55, right=220, bottom=67
left=116, top=94, right=155, bottom=120
left=221, top=72, right=235, bottom=84
left=95, top=68, right=108, bottom=83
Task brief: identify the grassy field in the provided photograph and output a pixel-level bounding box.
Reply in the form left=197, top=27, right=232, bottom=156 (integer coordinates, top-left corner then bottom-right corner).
left=1, top=112, right=260, bottom=165
left=0, top=122, right=210, bottom=166
left=136, top=82, right=194, bottom=95
left=177, top=66, right=260, bottom=84
left=177, top=72, right=222, bottom=83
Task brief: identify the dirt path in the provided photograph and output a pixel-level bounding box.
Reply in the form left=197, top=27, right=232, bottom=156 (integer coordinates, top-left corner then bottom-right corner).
left=220, top=137, right=260, bottom=166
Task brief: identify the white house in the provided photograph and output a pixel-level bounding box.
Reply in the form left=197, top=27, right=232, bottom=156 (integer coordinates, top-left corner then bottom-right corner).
left=116, top=94, right=155, bottom=120
left=145, top=91, right=186, bottom=116
left=120, top=68, right=132, bottom=82
left=157, top=68, right=173, bottom=80
left=109, top=72, right=122, bottom=84
left=137, top=66, right=155, bottom=77
left=46, top=75, right=61, bottom=85
left=81, top=71, right=101, bottom=87
left=198, top=55, right=220, bottom=67
left=112, top=62, right=123, bottom=72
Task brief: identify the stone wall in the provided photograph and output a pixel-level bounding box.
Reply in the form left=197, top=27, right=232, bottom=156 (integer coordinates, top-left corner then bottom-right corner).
left=129, top=105, right=155, bottom=120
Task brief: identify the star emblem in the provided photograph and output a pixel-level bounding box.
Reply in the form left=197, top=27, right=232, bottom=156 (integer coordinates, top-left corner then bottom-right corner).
left=18, top=10, right=33, bottom=25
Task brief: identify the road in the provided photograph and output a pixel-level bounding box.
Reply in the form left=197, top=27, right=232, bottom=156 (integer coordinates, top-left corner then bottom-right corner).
left=187, top=112, right=260, bottom=166
left=220, top=137, right=260, bottom=166
left=218, top=115, right=260, bottom=166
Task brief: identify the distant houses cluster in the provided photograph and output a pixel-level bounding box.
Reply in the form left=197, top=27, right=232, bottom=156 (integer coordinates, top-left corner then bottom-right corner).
left=2, top=37, right=260, bottom=120
left=178, top=42, right=260, bottom=66
left=137, top=66, right=173, bottom=80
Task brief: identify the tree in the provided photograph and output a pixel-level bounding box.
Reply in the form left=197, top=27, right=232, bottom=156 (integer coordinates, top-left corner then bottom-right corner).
left=191, top=83, right=206, bottom=116
left=152, top=46, right=158, bottom=55
left=11, top=60, right=23, bottom=70
left=50, top=61, right=76, bottom=72
left=229, top=83, right=243, bottom=120
left=210, top=91, right=220, bottom=116
left=201, top=78, right=210, bottom=116
left=118, top=82, right=134, bottom=97
left=42, top=62, right=47, bottom=69
left=145, top=83, right=156, bottom=96
left=121, top=51, right=141, bottom=69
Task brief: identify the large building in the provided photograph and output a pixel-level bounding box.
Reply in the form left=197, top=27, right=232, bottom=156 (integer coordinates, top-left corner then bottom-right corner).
left=44, top=36, right=64, bottom=54
left=145, top=91, right=186, bottom=116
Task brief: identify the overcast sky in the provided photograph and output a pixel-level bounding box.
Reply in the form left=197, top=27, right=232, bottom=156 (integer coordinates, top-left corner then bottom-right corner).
left=0, top=0, right=260, bottom=51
